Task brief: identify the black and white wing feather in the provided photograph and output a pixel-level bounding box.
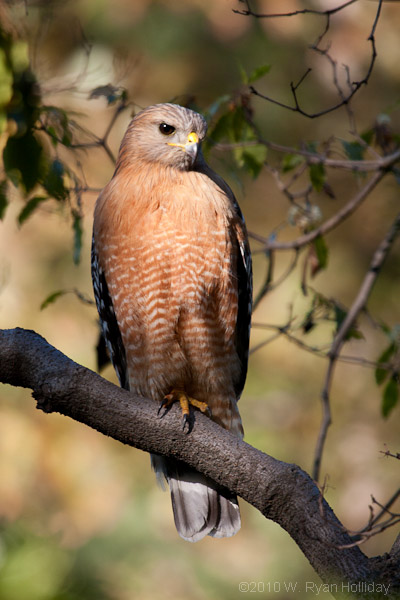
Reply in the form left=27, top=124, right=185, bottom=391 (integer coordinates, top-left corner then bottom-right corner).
left=91, top=238, right=129, bottom=391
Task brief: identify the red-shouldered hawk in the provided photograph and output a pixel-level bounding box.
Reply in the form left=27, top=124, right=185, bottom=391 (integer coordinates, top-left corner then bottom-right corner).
left=91, top=103, right=252, bottom=542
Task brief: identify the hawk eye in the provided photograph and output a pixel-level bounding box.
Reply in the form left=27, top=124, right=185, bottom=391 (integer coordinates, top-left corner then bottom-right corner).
left=159, top=122, right=176, bottom=135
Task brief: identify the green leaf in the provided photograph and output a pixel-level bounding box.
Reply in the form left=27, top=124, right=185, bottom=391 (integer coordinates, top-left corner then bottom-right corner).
left=208, top=112, right=233, bottom=143
left=10, top=40, right=30, bottom=73
left=334, top=304, right=347, bottom=330
left=375, top=342, right=397, bottom=385
left=39, top=106, right=73, bottom=147
left=42, top=159, right=69, bottom=201
left=0, top=47, right=13, bottom=108
left=333, top=304, right=363, bottom=340
left=313, top=235, right=329, bottom=270
left=309, top=162, right=325, bottom=192
left=0, top=110, right=7, bottom=135
left=302, top=310, right=315, bottom=334
left=282, top=153, right=303, bottom=173
left=239, top=145, right=267, bottom=178
left=18, top=196, right=48, bottom=225
left=204, top=94, right=230, bottom=122
left=361, top=129, right=374, bottom=146
left=3, top=131, right=45, bottom=193
left=232, top=107, right=247, bottom=142
left=89, top=84, right=126, bottom=105
left=248, top=64, right=271, bottom=84
left=341, top=140, right=365, bottom=161
left=72, top=211, right=83, bottom=265
left=0, top=180, right=8, bottom=219
left=306, top=141, right=318, bottom=153
left=382, top=377, right=398, bottom=418
left=47, top=125, right=58, bottom=147
left=40, top=290, right=66, bottom=310
left=238, top=62, right=248, bottom=85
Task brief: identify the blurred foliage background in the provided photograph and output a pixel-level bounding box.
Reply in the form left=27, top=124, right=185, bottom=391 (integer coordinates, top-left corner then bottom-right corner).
left=0, top=1, right=399, bottom=599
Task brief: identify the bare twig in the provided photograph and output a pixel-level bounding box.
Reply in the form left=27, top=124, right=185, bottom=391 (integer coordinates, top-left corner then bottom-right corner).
left=233, top=0, right=358, bottom=19
left=213, top=142, right=400, bottom=173
left=38, top=98, right=128, bottom=165
left=240, top=0, right=383, bottom=119
left=255, top=168, right=387, bottom=251
left=253, top=250, right=300, bottom=310
left=251, top=321, right=399, bottom=376
left=337, top=491, right=400, bottom=549
left=360, top=489, right=400, bottom=533
left=313, top=212, right=400, bottom=482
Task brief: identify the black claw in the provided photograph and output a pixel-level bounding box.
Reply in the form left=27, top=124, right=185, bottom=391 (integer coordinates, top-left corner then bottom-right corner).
left=158, top=399, right=170, bottom=418
left=182, top=413, right=193, bottom=434
left=182, top=414, right=189, bottom=430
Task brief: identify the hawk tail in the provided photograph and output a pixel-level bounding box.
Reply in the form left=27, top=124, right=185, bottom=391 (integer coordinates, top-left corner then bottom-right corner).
left=151, top=455, right=240, bottom=542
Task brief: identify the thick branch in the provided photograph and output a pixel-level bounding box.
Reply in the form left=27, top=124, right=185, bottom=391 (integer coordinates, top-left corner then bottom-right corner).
left=0, top=328, right=399, bottom=596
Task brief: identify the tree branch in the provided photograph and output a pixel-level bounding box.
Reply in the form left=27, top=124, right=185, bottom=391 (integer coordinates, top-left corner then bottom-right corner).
left=237, top=0, right=383, bottom=119
left=252, top=168, right=387, bottom=251
left=313, top=212, right=400, bottom=482
left=1, top=327, right=399, bottom=596
left=233, top=0, right=358, bottom=19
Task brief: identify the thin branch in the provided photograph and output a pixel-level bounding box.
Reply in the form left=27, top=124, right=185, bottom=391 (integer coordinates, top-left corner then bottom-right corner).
left=233, top=0, right=358, bottom=19
left=38, top=98, right=128, bottom=165
left=259, top=168, right=387, bottom=251
left=338, top=491, right=400, bottom=549
left=245, top=0, right=383, bottom=119
left=251, top=321, right=399, bottom=375
left=213, top=142, right=400, bottom=173
left=313, top=212, right=400, bottom=481
left=360, top=489, right=400, bottom=533
left=253, top=250, right=299, bottom=310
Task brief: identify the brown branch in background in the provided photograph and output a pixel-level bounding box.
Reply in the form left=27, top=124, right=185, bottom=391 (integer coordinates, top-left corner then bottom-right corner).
left=251, top=322, right=400, bottom=376
left=255, top=168, right=387, bottom=251
left=338, top=490, right=400, bottom=549
left=313, top=212, right=400, bottom=482
left=236, top=0, right=383, bottom=119
left=214, top=141, right=400, bottom=172
left=381, top=447, right=400, bottom=461
left=233, top=0, right=359, bottom=19
left=252, top=249, right=274, bottom=310
left=38, top=96, right=128, bottom=165
left=252, top=249, right=299, bottom=310
left=263, top=160, right=311, bottom=207
left=360, top=489, right=400, bottom=534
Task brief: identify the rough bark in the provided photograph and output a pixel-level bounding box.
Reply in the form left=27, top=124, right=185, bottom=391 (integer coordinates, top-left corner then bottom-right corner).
left=0, top=328, right=399, bottom=599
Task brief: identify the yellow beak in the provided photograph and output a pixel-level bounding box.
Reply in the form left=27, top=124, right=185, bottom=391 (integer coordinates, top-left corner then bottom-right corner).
left=168, top=132, right=199, bottom=161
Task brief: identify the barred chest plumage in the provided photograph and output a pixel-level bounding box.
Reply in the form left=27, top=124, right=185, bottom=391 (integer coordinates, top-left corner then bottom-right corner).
left=95, top=196, right=241, bottom=425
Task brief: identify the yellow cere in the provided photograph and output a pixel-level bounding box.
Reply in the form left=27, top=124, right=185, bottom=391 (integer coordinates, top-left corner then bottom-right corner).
left=187, top=132, right=198, bottom=144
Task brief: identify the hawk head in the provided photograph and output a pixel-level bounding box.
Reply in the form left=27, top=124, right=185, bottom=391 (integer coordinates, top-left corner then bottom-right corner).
left=121, top=103, right=208, bottom=170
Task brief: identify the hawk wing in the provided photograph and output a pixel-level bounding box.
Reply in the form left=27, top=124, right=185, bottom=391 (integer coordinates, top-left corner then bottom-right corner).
left=91, top=238, right=129, bottom=391
left=233, top=203, right=253, bottom=400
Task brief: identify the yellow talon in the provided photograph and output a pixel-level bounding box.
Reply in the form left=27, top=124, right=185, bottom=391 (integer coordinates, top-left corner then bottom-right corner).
left=187, top=397, right=210, bottom=414
left=158, top=389, right=211, bottom=430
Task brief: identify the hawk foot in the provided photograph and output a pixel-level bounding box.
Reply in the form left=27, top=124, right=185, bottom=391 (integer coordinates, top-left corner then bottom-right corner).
left=158, top=389, right=211, bottom=432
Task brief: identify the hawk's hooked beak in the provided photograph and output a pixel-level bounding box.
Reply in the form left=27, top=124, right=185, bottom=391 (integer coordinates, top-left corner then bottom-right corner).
left=168, top=132, right=199, bottom=162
